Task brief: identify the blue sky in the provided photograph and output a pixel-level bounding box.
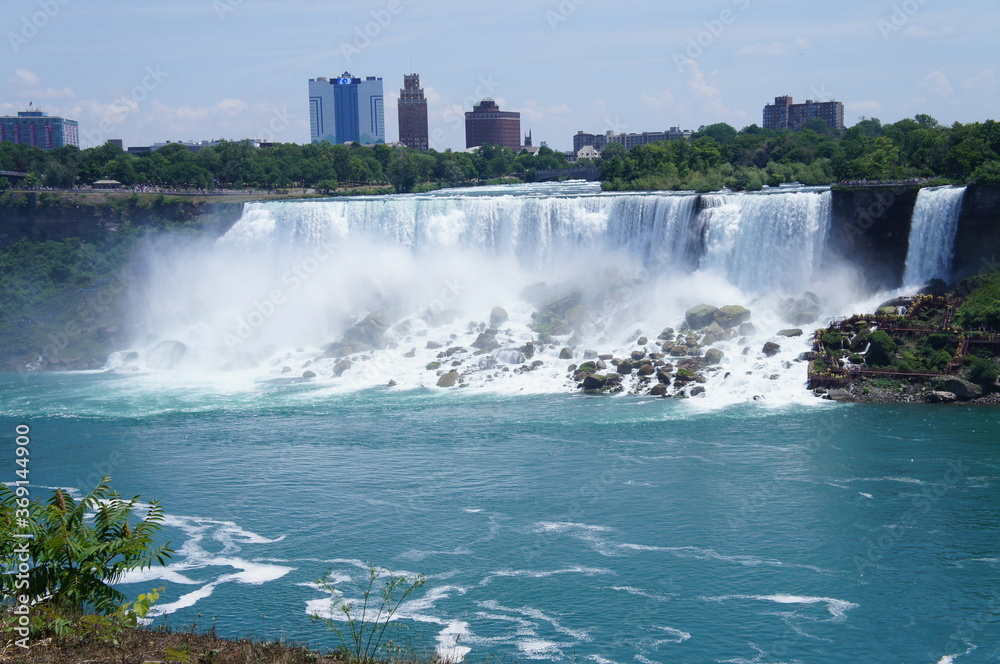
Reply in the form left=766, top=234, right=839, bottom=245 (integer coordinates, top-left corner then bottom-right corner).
left=2, top=0, right=997, bottom=151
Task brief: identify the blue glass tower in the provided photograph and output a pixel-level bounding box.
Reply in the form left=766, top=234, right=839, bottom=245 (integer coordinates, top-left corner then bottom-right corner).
left=309, top=73, right=385, bottom=145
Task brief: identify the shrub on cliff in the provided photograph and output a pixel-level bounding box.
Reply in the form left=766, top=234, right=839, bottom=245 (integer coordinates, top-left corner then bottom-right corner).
left=866, top=330, right=898, bottom=367
left=955, top=272, right=1000, bottom=330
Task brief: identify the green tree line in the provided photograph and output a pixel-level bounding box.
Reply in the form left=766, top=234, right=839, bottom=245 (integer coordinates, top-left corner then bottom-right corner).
left=599, top=115, right=1000, bottom=192
left=0, top=139, right=572, bottom=194
left=2, top=114, right=998, bottom=195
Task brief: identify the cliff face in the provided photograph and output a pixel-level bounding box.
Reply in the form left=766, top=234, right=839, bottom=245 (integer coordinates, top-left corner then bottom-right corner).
left=953, top=185, right=1000, bottom=279
left=0, top=193, right=243, bottom=246
left=826, top=186, right=919, bottom=292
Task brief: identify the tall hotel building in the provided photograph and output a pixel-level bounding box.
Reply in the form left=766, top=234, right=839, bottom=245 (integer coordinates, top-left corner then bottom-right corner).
left=763, top=96, right=845, bottom=132
left=465, top=98, right=521, bottom=151
left=309, top=73, right=385, bottom=145
left=397, top=73, right=429, bottom=150
left=0, top=110, right=79, bottom=149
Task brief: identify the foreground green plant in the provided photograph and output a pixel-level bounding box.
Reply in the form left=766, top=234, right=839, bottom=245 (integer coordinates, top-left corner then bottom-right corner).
left=310, top=565, right=426, bottom=664
left=0, top=476, right=173, bottom=615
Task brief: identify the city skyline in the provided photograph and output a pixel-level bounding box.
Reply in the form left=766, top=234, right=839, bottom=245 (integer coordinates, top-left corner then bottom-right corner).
left=1, top=0, right=997, bottom=151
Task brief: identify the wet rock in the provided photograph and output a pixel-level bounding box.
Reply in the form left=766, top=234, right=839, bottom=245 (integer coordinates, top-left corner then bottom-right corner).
left=387, top=380, right=397, bottom=387
left=657, top=327, right=676, bottom=340
left=941, top=377, right=982, bottom=400
left=701, top=333, right=717, bottom=346
left=426, top=361, right=441, bottom=370
left=445, top=346, right=466, bottom=357
left=927, top=390, right=957, bottom=403
left=322, top=341, right=355, bottom=358
left=704, top=348, right=725, bottom=365
left=333, top=359, right=352, bottom=376
left=581, top=374, right=607, bottom=390
left=518, top=342, right=536, bottom=359
left=690, top=386, right=706, bottom=397
left=531, top=360, right=544, bottom=368
left=490, top=306, right=509, bottom=326
left=685, top=304, right=719, bottom=330
left=302, top=370, right=316, bottom=379
left=583, top=349, right=598, bottom=359
left=281, top=366, right=291, bottom=373
left=437, top=371, right=460, bottom=387
left=472, top=333, right=500, bottom=353
left=714, top=305, right=751, bottom=328
left=146, top=340, right=187, bottom=370
left=342, top=313, right=391, bottom=350
left=559, top=347, right=574, bottom=360
left=762, top=342, right=781, bottom=357
left=598, top=354, right=614, bottom=361
left=637, top=336, right=648, bottom=346
left=669, top=345, right=688, bottom=357
left=656, top=369, right=673, bottom=384
left=631, top=350, right=646, bottom=361
left=617, top=360, right=634, bottom=375
left=778, top=329, right=803, bottom=337
left=426, top=340, right=444, bottom=349
left=738, top=322, right=757, bottom=336
left=650, top=383, right=669, bottom=397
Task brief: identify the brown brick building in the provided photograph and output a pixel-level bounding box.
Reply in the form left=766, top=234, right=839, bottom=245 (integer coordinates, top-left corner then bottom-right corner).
left=397, top=73, right=428, bottom=150
left=465, top=98, right=521, bottom=151
left=763, top=96, right=844, bottom=132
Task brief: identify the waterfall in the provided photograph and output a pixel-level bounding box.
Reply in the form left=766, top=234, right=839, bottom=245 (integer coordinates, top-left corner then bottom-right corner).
left=902, top=186, right=967, bottom=288
left=698, top=190, right=832, bottom=293
left=118, top=183, right=840, bottom=401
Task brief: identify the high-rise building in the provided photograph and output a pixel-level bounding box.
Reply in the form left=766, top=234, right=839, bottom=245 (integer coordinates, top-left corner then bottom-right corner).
left=0, top=109, right=79, bottom=149
left=763, top=96, right=844, bottom=132
left=309, top=73, right=385, bottom=145
left=397, top=73, right=428, bottom=151
left=572, top=128, right=693, bottom=153
left=465, top=98, right=521, bottom=151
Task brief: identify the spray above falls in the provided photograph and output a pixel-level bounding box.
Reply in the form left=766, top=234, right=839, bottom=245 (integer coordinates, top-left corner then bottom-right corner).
left=108, top=182, right=964, bottom=401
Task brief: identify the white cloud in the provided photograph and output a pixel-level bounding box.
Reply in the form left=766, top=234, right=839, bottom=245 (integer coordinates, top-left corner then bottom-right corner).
left=641, top=89, right=675, bottom=110
left=681, top=59, right=726, bottom=116
left=736, top=38, right=810, bottom=57
left=919, top=71, right=957, bottom=102
left=8, top=69, right=76, bottom=100
left=961, top=69, right=998, bottom=97
left=512, top=100, right=571, bottom=123
left=903, top=25, right=957, bottom=38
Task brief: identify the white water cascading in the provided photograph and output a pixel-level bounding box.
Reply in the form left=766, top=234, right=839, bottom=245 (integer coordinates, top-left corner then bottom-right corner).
left=113, top=184, right=844, bottom=403
left=902, top=186, right=967, bottom=289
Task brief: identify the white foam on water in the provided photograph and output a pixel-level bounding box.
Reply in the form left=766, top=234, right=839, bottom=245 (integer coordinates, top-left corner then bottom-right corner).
left=480, top=566, right=615, bottom=586
left=607, top=586, right=673, bottom=601
left=707, top=594, right=859, bottom=622
left=119, top=511, right=292, bottom=615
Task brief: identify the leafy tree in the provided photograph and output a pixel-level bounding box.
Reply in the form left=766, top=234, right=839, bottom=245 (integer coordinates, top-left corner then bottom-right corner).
left=0, top=477, right=173, bottom=614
